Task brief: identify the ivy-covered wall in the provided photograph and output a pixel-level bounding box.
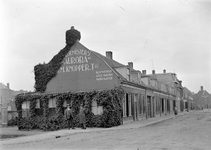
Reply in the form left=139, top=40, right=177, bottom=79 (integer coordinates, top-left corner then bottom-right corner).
left=15, top=86, right=125, bottom=131
left=34, top=26, right=81, bottom=92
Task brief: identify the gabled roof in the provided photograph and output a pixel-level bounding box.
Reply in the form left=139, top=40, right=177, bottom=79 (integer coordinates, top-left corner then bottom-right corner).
left=193, top=90, right=211, bottom=105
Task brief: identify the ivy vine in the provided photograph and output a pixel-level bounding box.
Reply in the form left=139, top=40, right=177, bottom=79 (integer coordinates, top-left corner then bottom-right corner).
left=34, top=26, right=81, bottom=92
left=15, top=86, right=125, bottom=131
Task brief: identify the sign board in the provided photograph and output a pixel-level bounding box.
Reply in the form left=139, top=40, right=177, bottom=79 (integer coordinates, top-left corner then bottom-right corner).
left=45, top=41, right=118, bottom=93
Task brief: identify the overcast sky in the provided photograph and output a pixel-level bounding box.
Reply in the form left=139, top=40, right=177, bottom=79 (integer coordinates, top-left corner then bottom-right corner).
left=0, top=0, right=210, bottom=93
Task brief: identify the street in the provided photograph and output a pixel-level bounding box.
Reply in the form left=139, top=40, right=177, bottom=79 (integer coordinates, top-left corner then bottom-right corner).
left=1, top=111, right=211, bottom=150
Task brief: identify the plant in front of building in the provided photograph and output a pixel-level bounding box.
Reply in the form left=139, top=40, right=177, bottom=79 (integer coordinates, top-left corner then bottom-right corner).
left=7, top=117, right=18, bottom=126
left=15, top=86, right=125, bottom=131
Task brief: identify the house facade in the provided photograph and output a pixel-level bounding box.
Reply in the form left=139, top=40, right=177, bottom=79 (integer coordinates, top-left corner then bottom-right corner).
left=183, top=87, right=194, bottom=111
left=18, top=27, right=197, bottom=128
left=0, top=83, right=27, bottom=126
left=145, top=71, right=184, bottom=113
left=193, top=86, right=211, bottom=110
left=27, top=39, right=182, bottom=123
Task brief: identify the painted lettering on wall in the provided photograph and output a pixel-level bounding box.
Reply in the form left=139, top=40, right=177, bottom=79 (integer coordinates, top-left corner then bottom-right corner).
left=96, top=70, right=113, bottom=81
left=58, top=49, right=98, bottom=73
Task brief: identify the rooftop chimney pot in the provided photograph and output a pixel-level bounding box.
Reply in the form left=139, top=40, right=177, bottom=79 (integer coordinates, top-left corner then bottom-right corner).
left=179, top=80, right=182, bottom=86
left=128, top=62, right=133, bottom=69
left=201, top=86, right=203, bottom=91
left=106, top=51, right=113, bottom=59
left=152, top=70, right=155, bottom=74
left=163, top=69, right=166, bottom=73
left=7, top=83, right=10, bottom=89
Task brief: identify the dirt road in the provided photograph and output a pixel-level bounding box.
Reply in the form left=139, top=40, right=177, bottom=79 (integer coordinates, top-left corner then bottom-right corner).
left=1, top=111, right=211, bottom=150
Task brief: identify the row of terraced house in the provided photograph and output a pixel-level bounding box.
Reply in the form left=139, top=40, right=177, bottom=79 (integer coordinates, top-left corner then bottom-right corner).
left=2, top=28, right=210, bottom=126
left=29, top=39, right=195, bottom=123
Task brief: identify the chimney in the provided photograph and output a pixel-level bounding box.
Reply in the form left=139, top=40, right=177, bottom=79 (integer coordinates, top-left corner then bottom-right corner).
left=163, top=69, right=166, bottom=73
left=201, top=86, right=203, bottom=91
left=142, top=70, right=146, bottom=75
left=128, top=62, right=133, bottom=69
left=152, top=70, right=155, bottom=74
left=179, top=80, right=182, bottom=86
left=7, top=83, right=10, bottom=89
left=106, top=51, right=113, bottom=59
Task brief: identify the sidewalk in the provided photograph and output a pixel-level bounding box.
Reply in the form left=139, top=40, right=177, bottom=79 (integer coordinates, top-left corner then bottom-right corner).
left=0, top=111, right=190, bottom=145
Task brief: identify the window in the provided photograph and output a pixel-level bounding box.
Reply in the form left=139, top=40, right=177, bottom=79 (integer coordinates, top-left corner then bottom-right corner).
left=7, top=106, right=11, bottom=111
left=35, top=99, right=43, bottom=116
left=48, top=98, right=56, bottom=108
left=63, top=100, right=67, bottom=107
left=36, top=99, right=40, bottom=108
left=22, top=101, right=30, bottom=109
left=48, top=98, right=56, bottom=117
left=91, top=100, right=103, bottom=115
left=22, top=101, right=30, bottom=118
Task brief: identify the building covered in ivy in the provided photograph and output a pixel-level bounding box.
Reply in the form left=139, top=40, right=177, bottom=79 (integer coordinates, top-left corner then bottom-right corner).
left=15, top=27, right=192, bottom=131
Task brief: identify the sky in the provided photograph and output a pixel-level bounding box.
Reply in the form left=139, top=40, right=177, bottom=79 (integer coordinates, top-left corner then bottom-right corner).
left=0, top=0, right=210, bottom=93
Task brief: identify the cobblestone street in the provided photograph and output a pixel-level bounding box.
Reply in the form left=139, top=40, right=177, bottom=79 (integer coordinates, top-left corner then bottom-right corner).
left=1, top=110, right=211, bottom=150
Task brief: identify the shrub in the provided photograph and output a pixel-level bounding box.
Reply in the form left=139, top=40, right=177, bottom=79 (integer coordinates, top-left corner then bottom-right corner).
left=8, top=117, right=18, bottom=126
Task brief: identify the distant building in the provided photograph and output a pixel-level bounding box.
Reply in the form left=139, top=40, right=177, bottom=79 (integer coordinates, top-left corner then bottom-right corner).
left=193, top=86, right=211, bottom=110
left=183, top=87, right=194, bottom=111
left=141, top=70, right=185, bottom=112
left=0, top=82, right=27, bottom=126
